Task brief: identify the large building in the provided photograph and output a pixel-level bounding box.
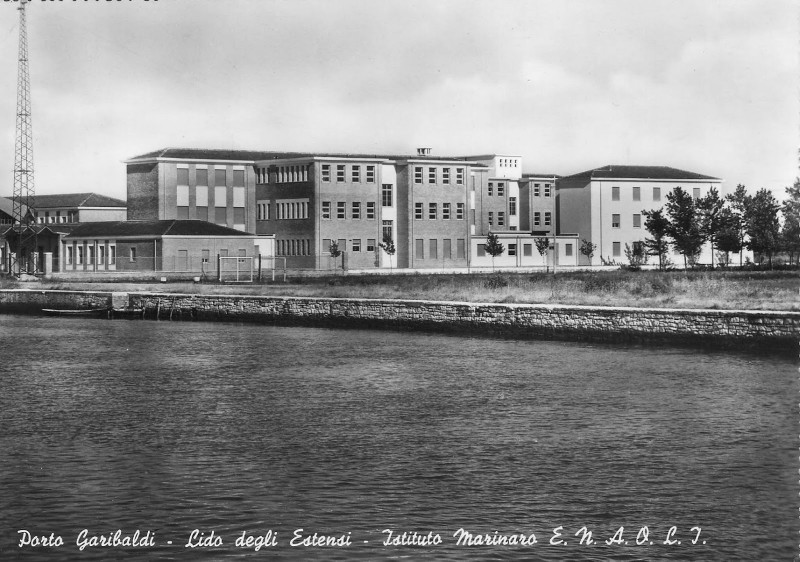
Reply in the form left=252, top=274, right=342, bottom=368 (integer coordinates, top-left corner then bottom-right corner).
left=557, top=165, right=727, bottom=266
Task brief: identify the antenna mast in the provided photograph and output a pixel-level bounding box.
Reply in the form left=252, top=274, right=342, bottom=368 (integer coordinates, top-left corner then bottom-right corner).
left=12, top=0, right=36, bottom=276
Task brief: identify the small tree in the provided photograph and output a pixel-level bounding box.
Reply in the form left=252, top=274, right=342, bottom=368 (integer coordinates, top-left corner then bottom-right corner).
left=781, top=178, right=800, bottom=265
left=329, top=241, right=342, bottom=271
left=715, top=207, right=743, bottom=266
left=725, top=184, right=750, bottom=265
left=534, top=237, right=550, bottom=272
left=665, top=187, right=703, bottom=268
left=484, top=232, right=504, bottom=271
left=378, top=233, right=396, bottom=270
left=696, top=187, right=725, bottom=267
left=643, top=208, right=671, bottom=271
left=579, top=238, right=596, bottom=266
left=624, top=242, right=648, bottom=271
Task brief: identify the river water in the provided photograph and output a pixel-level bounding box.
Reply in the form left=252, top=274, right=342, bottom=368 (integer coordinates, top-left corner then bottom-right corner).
left=0, top=315, right=796, bottom=561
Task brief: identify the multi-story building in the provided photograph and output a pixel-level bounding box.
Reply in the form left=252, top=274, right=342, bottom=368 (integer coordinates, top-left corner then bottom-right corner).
left=557, top=165, right=722, bottom=265
left=254, top=149, right=481, bottom=270
left=27, top=193, right=127, bottom=225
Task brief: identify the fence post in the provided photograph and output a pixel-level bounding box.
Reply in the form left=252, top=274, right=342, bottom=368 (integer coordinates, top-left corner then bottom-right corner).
left=258, top=254, right=262, bottom=282
left=217, top=254, right=221, bottom=282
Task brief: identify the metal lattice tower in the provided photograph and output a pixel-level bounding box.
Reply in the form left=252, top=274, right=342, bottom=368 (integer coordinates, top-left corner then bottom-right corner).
left=12, top=0, right=35, bottom=275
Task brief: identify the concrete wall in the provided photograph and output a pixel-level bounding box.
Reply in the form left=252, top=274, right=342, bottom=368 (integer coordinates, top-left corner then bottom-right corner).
left=126, top=163, right=160, bottom=221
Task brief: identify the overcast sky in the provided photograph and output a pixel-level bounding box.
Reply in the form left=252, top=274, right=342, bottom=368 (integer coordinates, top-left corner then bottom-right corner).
left=0, top=0, right=796, bottom=201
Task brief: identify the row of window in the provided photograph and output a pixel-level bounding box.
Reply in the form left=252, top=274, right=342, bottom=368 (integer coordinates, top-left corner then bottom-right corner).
left=611, top=241, right=644, bottom=257
left=65, top=244, right=117, bottom=266
left=321, top=164, right=378, bottom=184
left=322, top=238, right=378, bottom=254
left=177, top=185, right=246, bottom=208
left=177, top=168, right=245, bottom=187
left=413, top=167, right=465, bottom=185
left=321, top=201, right=378, bottom=220
left=277, top=239, right=313, bottom=257
left=532, top=183, right=552, bottom=197
left=611, top=213, right=642, bottom=228
left=476, top=242, right=573, bottom=257
left=413, top=202, right=466, bottom=220
left=413, top=238, right=467, bottom=260
left=487, top=182, right=506, bottom=197
left=176, top=206, right=246, bottom=225
left=257, top=165, right=309, bottom=184
left=255, top=199, right=310, bottom=221
left=533, top=211, right=553, bottom=227
left=499, top=158, right=518, bottom=168
left=37, top=211, right=78, bottom=224
left=610, top=186, right=701, bottom=202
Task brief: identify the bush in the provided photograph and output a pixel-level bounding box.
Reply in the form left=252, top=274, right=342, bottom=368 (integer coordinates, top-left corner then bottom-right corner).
left=484, top=274, right=509, bottom=290
left=583, top=272, right=621, bottom=293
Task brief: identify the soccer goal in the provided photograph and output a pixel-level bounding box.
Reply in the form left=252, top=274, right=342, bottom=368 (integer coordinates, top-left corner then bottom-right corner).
left=218, top=256, right=255, bottom=283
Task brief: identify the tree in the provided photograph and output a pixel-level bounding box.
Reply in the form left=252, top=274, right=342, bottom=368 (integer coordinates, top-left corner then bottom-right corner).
left=378, top=233, right=396, bottom=270
left=579, top=238, right=596, bottom=266
left=715, top=208, right=744, bottom=267
left=665, top=187, right=703, bottom=268
left=725, top=184, right=750, bottom=265
left=484, top=232, right=504, bottom=271
left=624, top=242, right=648, bottom=271
left=534, top=237, right=550, bottom=272
left=745, top=188, right=781, bottom=267
left=642, top=208, right=671, bottom=270
left=696, top=187, right=725, bottom=267
left=329, top=241, right=342, bottom=271
left=781, top=178, right=800, bottom=265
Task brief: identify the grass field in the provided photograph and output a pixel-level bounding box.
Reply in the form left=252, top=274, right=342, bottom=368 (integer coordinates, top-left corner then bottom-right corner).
left=29, top=269, right=800, bottom=311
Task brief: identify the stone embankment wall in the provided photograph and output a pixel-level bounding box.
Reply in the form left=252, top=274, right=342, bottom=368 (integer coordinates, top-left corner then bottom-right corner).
left=0, top=290, right=797, bottom=351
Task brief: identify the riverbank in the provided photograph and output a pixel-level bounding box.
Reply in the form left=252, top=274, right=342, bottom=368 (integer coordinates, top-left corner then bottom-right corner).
left=0, top=289, right=797, bottom=353
left=38, top=269, right=800, bottom=311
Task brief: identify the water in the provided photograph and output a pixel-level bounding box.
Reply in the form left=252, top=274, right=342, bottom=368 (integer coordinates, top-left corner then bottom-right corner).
left=0, top=315, right=795, bottom=561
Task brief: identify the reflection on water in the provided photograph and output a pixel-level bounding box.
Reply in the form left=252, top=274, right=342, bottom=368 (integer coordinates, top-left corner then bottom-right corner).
left=0, top=315, right=795, bottom=560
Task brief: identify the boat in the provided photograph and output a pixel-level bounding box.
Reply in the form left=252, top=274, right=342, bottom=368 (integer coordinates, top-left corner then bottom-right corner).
left=42, top=308, right=109, bottom=317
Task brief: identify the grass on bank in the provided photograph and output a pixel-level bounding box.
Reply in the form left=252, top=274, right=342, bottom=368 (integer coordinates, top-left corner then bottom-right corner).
left=35, top=269, right=800, bottom=311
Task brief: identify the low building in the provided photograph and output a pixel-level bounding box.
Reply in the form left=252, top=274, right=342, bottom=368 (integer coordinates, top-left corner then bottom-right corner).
left=61, top=220, right=273, bottom=277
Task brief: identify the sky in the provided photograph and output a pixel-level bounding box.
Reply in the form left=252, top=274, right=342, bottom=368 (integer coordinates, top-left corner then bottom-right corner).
left=0, top=0, right=796, bottom=202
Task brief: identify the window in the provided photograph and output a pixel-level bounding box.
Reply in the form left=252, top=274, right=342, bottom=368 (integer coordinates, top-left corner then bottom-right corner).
left=653, top=187, right=661, bottom=201
left=457, top=239, right=465, bottom=259
left=429, top=239, right=438, bottom=259
left=322, top=201, right=331, bottom=220
left=456, top=168, right=464, bottom=184
left=322, top=239, right=331, bottom=254
left=257, top=200, right=270, bottom=221
left=414, top=167, right=423, bottom=184
left=533, top=183, right=540, bottom=197
left=613, top=242, right=621, bottom=257
left=177, top=185, right=189, bottom=219
left=633, top=213, right=642, bottom=228
left=196, top=169, right=208, bottom=186
left=612, top=214, right=620, bottom=228
left=415, top=202, right=423, bottom=220
left=612, top=186, right=620, bottom=201
left=215, top=169, right=226, bottom=186
left=443, top=239, right=452, bottom=259
left=633, top=241, right=644, bottom=255
left=336, top=165, right=345, bottom=182
left=488, top=211, right=494, bottom=226
left=456, top=203, right=464, bottom=220
left=177, top=249, right=189, bottom=270
left=352, top=239, right=361, bottom=252
left=215, top=207, right=226, bottom=225
left=366, top=165, right=375, bottom=183
left=366, top=202, right=375, bottom=219
left=509, top=197, right=517, bottom=216
left=76, top=245, right=84, bottom=265
left=233, top=186, right=245, bottom=209
left=633, top=186, right=641, bottom=201
left=177, top=168, right=189, bottom=185
left=565, top=243, right=573, bottom=257
left=322, top=164, right=331, bottom=182
left=337, top=202, right=346, bottom=219
left=233, top=170, right=245, bottom=187
left=215, top=186, right=227, bottom=208
left=66, top=246, right=73, bottom=265
left=220, top=248, right=229, bottom=258
left=196, top=185, right=208, bottom=221
left=382, top=220, right=393, bottom=241
left=497, top=182, right=505, bottom=197
left=429, top=203, right=437, bottom=220
left=382, top=184, right=392, bottom=207
left=442, top=203, right=451, bottom=220
left=415, top=239, right=424, bottom=259
left=233, top=207, right=245, bottom=226
left=508, top=243, right=517, bottom=256
left=544, top=212, right=552, bottom=227
left=544, top=183, right=552, bottom=197
left=367, top=239, right=376, bottom=252
left=428, top=167, right=437, bottom=184
left=498, top=212, right=505, bottom=226
left=523, top=244, right=532, bottom=257
left=488, top=183, right=494, bottom=196
left=534, top=212, right=541, bottom=226
left=352, top=202, right=361, bottom=220
left=477, top=244, right=486, bottom=257
left=352, top=165, right=361, bottom=182
left=442, top=168, right=450, bottom=184
left=202, top=249, right=210, bottom=263
left=129, top=247, right=136, bottom=262
left=109, top=246, right=116, bottom=265
left=693, top=187, right=701, bottom=200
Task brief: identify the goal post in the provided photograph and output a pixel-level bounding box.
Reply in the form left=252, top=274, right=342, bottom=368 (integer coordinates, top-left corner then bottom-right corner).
left=217, top=255, right=255, bottom=283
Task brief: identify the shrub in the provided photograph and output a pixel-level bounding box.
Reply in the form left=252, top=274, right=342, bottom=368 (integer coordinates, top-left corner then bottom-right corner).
left=484, top=274, right=509, bottom=290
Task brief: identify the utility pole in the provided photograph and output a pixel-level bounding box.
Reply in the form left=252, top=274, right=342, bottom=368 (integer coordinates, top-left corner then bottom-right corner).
left=12, top=0, right=36, bottom=276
